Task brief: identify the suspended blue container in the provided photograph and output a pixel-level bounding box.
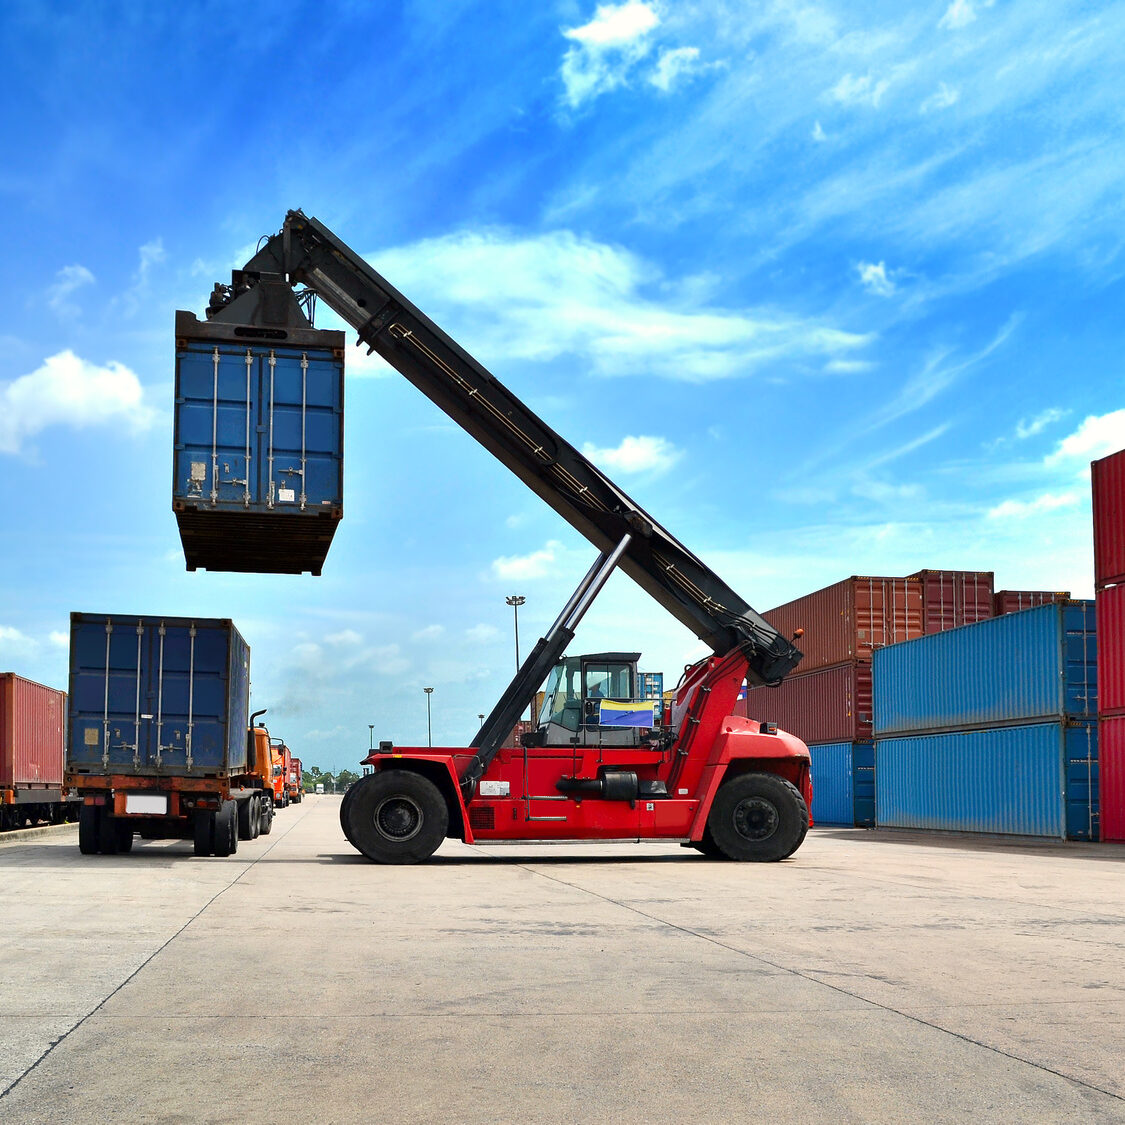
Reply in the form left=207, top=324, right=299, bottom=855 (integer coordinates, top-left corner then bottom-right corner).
left=809, top=742, right=875, bottom=828
left=876, top=721, right=1098, bottom=839
left=873, top=601, right=1096, bottom=737
left=67, top=613, right=250, bottom=779
left=172, top=310, right=345, bottom=576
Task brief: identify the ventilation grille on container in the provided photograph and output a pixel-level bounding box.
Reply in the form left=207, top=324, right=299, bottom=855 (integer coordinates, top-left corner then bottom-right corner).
left=469, top=805, right=495, bottom=831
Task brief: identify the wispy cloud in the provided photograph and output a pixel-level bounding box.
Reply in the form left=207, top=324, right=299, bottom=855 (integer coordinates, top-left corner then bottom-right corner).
left=1015, top=408, right=1068, bottom=441
left=1045, top=408, right=1125, bottom=465
left=0, top=350, right=157, bottom=455
left=856, top=260, right=896, bottom=296
left=920, top=82, right=959, bottom=113
left=649, top=46, right=704, bottom=92
left=939, top=0, right=978, bottom=31
left=492, top=540, right=563, bottom=581
left=560, top=1, right=660, bottom=107
left=46, top=265, right=95, bottom=318
left=831, top=72, right=891, bottom=108
left=988, top=492, right=1079, bottom=520
left=582, top=434, right=682, bottom=474
left=370, top=229, right=870, bottom=382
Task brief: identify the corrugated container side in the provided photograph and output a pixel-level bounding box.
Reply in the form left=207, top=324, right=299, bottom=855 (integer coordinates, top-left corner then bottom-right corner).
left=993, top=590, right=1070, bottom=616
left=852, top=743, right=876, bottom=828
left=739, top=661, right=872, bottom=744
left=1064, top=722, right=1099, bottom=842
left=1092, top=448, right=1125, bottom=587
left=1101, top=714, right=1125, bottom=842
left=0, top=674, right=67, bottom=788
left=172, top=311, right=346, bottom=576
left=765, top=577, right=923, bottom=673
left=909, top=570, right=994, bottom=634
left=1096, top=584, right=1125, bottom=715
left=67, top=614, right=250, bottom=778
left=873, top=601, right=1096, bottom=737
left=876, top=723, right=1067, bottom=837
left=808, top=742, right=853, bottom=826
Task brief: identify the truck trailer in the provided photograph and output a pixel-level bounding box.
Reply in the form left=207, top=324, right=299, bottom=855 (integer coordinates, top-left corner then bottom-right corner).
left=65, top=614, right=274, bottom=856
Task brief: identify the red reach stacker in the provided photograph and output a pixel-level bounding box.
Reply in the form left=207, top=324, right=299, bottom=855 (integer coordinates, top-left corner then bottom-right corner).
left=198, top=212, right=812, bottom=864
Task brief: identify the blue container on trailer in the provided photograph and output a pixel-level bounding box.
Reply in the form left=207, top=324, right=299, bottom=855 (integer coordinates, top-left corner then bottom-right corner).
left=875, top=721, right=1098, bottom=839
left=66, top=613, right=250, bottom=778
left=809, top=742, right=875, bottom=827
left=172, top=309, right=345, bottom=576
left=873, top=601, right=1096, bottom=737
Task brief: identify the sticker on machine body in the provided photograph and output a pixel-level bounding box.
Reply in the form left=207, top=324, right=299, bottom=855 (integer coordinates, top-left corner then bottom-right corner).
left=479, top=780, right=510, bottom=797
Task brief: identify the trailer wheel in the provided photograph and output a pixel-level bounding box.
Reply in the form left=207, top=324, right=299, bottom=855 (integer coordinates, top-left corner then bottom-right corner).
left=706, top=772, right=808, bottom=862
left=345, top=770, right=448, bottom=865
left=193, top=811, right=214, bottom=857
left=339, top=782, right=360, bottom=847
left=212, top=800, right=238, bottom=857
left=78, top=804, right=99, bottom=854
left=114, top=820, right=134, bottom=853
left=237, top=796, right=258, bottom=841
left=96, top=807, right=120, bottom=855
left=259, top=797, right=274, bottom=836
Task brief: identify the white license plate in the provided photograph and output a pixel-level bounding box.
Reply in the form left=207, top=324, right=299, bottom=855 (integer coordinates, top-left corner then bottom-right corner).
left=125, top=793, right=168, bottom=815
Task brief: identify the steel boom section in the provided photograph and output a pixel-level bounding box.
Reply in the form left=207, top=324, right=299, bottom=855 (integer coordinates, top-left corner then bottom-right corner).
left=242, top=211, right=801, bottom=687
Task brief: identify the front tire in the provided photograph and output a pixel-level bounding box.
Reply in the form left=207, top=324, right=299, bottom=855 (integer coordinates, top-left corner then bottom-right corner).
left=344, top=770, right=447, bottom=865
left=706, top=772, right=808, bottom=862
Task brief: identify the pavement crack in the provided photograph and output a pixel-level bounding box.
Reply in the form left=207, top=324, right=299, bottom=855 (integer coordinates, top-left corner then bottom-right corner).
left=500, top=857, right=1125, bottom=1106
left=0, top=805, right=314, bottom=1102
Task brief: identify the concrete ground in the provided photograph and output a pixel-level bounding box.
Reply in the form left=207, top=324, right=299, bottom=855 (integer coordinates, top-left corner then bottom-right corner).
left=1, top=797, right=1123, bottom=1124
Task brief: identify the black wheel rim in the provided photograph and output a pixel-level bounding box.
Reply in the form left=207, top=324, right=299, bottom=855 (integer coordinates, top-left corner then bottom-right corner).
left=374, top=795, right=423, bottom=842
left=732, top=796, right=779, bottom=842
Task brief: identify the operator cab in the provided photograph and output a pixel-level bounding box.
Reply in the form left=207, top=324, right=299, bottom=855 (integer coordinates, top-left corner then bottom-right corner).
left=534, top=652, right=659, bottom=748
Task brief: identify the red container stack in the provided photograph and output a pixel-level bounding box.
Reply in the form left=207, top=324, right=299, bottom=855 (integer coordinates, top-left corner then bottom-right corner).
left=738, top=576, right=921, bottom=745
left=993, top=589, right=1071, bottom=616
left=910, top=570, right=994, bottom=633
left=1094, top=447, right=1125, bottom=842
left=1, top=673, right=67, bottom=791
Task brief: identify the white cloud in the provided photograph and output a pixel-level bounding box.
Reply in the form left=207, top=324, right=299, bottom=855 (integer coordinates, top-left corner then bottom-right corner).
left=582, top=434, right=681, bottom=474
left=1044, top=409, right=1125, bottom=465
left=0, top=626, right=36, bottom=656
left=49, top=631, right=68, bottom=648
left=650, top=47, right=702, bottom=92
left=856, top=260, right=896, bottom=296
left=921, top=82, right=960, bottom=113
left=939, top=0, right=977, bottom=31
left=823, top=359, right=874, bottom=374
left=325, top=629, right=363, bottom=646
left=831, top=72, right=890, bottom=108
left=46, top=264, right=95, bottom=317
left=492, top=540, right=563, bottom=581
left=560, top=1, right=659, bottom=107
left=370, top=229, right=869, bottom=382
left=1015, top=408, right=1068, bottom=441
left=466, top=624, right=500, bottom=643
left=0, top=350, right=157, bottom=455
left=988, top=492, right=1080, bottom=520
left=411, top=624, right=445, bottom=642
left=811, top=121, right=827, bottom=143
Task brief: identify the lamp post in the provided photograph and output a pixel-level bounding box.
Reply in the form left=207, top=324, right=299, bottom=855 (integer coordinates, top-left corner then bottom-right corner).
left=368, top=724, right=374, bottom=750
left=423, top=687, right=434, bottom=747
left=478, top=712, right=485, bottom=728
left=505, top=595, right=525, bottom=672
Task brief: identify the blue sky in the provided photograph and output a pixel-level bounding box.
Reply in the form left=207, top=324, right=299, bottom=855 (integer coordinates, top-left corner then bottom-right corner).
left=1, top=0, right=1122, bottom=771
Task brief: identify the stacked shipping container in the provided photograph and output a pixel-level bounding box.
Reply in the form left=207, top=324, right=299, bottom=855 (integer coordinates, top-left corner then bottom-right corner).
left=872, top=602, right=1098, bottom=840
left=739, top=575, right=923, bottom=826
left=1093, top=447, right=1125, bottom=842
left=0, top=673, right=71, bottom=829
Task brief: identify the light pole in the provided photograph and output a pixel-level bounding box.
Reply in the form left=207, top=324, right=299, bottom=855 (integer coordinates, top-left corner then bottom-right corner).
left=423, top=687, right=434, bottom=747
left=368, top=724, right=374, bottom=750
left=506, top=595, right=526, bottom=721
left=505, top=595, right=525, bottom=671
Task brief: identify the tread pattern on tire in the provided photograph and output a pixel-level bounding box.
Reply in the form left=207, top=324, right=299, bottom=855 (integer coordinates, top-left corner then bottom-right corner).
left=343, top=770, right=448, bottom=865
left=706, top=772, right=809, bottom=863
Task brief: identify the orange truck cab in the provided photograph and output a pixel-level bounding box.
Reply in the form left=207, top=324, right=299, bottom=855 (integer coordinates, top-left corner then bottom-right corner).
left=288, top=757, right=303, bottom=804
left=270, top=739, right=290, bottom=808
left=246, top=725, right=278, bottom=836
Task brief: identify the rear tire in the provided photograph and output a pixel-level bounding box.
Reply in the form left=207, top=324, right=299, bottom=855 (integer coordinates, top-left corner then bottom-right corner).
left=344, top=770, right=447, bottom=865
left=97, top=807, right=120, bottom=855
left=237, top=797, right=255, bottom=840
left=692, top=827, right=727, bottom=859
left=339, top=782, right=360, bottom=847
left=193, top=811, right=214, bottom=857
left=258, top=796, right=274, bottom=836
left=212, top=800, right=238, bottom=857
left=706, top=772, right=808, bottom=862
left=78, top=804, right=99, bottom=854
left=114, top=820, right=134, bottom=853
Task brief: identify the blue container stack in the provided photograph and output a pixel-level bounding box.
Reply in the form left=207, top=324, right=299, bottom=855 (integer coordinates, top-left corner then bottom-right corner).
left=872, top=602, right=1098, bottom=840
left=67, top=613, right=250, bottom=779
left=808, top=742, right=875, bottom=828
